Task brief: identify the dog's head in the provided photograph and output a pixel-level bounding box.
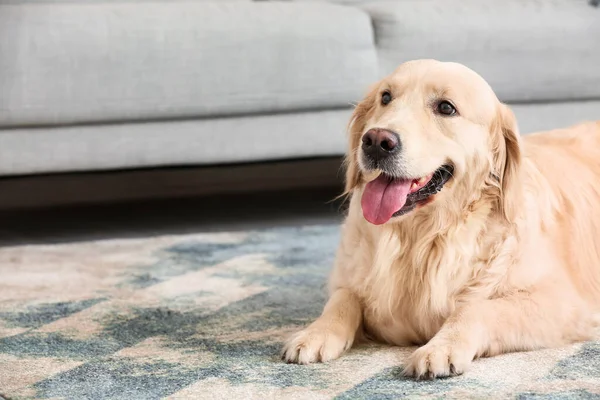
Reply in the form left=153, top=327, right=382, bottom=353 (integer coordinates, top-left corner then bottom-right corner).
left=345, top=60, right=521, bottom=225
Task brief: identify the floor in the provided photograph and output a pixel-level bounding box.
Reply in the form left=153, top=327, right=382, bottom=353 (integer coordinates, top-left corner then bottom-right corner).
left=3, top=187, right=599, bottom=399
left=0, top=187, right=344, bottom=246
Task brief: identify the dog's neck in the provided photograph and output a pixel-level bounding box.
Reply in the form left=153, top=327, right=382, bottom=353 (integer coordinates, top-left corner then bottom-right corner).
left=349, top=176, right=513, bottom=320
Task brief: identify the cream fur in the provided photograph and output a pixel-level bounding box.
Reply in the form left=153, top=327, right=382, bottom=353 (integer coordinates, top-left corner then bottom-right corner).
left=281, top=60, right=600, bottom=379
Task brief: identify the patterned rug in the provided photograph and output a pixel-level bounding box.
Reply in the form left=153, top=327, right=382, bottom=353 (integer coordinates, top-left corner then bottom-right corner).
left=1, top=224, right=600, bottom=399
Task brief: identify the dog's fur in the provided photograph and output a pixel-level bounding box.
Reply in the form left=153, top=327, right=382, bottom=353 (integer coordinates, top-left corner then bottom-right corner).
left=281, top=59, right=600, bottom=379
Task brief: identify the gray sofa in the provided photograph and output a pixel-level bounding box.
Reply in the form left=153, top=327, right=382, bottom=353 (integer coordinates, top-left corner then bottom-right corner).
left=0, top=0, right=598, bottom=194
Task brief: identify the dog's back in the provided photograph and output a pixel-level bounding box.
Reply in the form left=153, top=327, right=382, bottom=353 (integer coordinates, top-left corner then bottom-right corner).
left=522, top=121, right=600, bottom=307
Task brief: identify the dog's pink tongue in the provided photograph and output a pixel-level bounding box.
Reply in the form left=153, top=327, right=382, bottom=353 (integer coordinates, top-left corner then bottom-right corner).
left=361, top=175, right=411, bottom=225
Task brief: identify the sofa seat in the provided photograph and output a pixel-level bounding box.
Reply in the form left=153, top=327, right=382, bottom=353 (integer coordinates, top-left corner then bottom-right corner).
left=363, top=0, right=600, bottom=103
left=0, top=1, right=377, bottom=127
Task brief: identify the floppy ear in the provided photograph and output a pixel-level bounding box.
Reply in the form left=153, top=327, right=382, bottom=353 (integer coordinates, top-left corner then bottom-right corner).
left=492, top=103, right=522, bottom=222
left=343, top=85, right=379, bottom=194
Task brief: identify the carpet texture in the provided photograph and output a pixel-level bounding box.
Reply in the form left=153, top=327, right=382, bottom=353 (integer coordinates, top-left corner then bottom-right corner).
left=1, top=224, right=599, bottom=399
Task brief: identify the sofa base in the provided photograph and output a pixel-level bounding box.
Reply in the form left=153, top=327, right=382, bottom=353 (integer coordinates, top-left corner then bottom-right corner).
left=0, top=157, right=345, bottom=210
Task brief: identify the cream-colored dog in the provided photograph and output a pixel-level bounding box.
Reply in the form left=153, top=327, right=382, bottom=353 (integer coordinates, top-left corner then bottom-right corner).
left=281, top=59, right=600, bottom=379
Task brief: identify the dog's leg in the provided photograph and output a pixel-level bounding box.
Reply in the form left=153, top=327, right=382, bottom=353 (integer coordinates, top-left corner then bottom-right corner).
left=281, top=288, right=362, bottom=364
left=403, top=286, right=593, bottom=379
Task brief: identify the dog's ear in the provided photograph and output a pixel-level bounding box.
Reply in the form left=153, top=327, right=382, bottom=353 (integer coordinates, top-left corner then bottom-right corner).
left=343, top=85, right=379, bottom=194
left=492, top=103, right=522, bottom=222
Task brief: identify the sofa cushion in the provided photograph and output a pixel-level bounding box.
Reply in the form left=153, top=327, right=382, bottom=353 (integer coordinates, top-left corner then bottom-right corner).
left=1, top=101, right=599, bottom=176
left=0, top=2, right=377, bottom=127
left=364, top=0, right=600, bottom=103
left=0, top=109, right=352, bottom=175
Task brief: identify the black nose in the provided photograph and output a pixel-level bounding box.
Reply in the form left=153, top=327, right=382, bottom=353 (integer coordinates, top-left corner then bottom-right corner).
left=361, top=128, right=401, bottom=161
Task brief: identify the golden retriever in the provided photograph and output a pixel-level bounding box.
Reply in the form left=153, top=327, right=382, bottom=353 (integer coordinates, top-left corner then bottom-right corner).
left=281, top=59, right=600, bottom=379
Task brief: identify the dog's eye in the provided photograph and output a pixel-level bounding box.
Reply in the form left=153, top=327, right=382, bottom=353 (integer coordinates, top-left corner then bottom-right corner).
left=437, top=101, right=457, bottom=116
left=381, top=91, right=392, bottom=106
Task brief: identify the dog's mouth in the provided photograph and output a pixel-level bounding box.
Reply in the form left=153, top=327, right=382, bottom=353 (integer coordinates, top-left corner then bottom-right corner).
left=361, top=165, right=454, bottom=225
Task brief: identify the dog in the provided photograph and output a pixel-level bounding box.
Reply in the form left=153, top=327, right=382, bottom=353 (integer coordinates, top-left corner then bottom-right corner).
left=281, top=59, right=600, bottom=379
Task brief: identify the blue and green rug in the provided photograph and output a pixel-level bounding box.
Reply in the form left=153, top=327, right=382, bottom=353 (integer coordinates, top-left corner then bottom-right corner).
left=1, top=225, right=599, bottom=399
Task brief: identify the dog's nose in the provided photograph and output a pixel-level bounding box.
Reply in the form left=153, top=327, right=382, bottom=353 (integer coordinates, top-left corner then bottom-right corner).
left=361, top=128, right=401, bottom=160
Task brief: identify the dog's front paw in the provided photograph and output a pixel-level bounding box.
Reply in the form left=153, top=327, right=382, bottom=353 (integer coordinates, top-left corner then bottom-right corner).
left=281, top=325, right=352, bottom=364
left=403, top=340, right=473, bottom=379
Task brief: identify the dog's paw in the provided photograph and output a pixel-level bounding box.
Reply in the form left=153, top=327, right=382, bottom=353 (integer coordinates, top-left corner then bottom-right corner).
left=403, top=341, right=473, bottom=379
left=281, top=326, right=352, bottom=364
